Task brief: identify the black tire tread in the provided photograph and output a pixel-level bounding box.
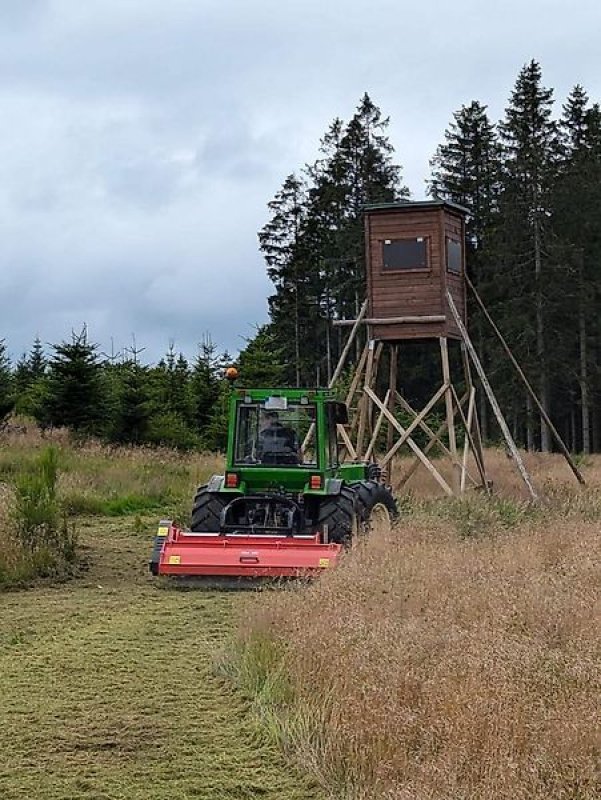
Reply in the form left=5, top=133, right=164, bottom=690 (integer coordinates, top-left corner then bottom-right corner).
left=354, top=480, right=398, bottom=527
left=316, top=485, right=357, bottom=545
left=190, top=484, right=228, bottom=532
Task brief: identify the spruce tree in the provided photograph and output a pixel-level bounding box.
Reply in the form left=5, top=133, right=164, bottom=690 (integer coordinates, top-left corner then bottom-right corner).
left=259, top=174, right=311, bottom=386
left=0, top=339, right=14, bottom=427
left=263, top=94, right=406, bottom=386
left=428, top=101, right=500, bottom=438
left=28, top=336, right=46, bottom=380
left=554, top=86, right=601, bottom=451
left=429, top=101, right=500, bottom=257
left=497, top=60, right=560, bottom=450
left=41, top=328, right=107, bottom=434
left=305, top=94, right=407, bottom=322
left=190, top=336, right=222, bottom=436
left=111, top=360, right=153, bottom=444
left=237, top=325, right=285, bottom=387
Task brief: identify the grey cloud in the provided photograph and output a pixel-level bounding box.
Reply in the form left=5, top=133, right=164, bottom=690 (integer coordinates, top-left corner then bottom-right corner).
left=1, top=0, right=601, bottom=362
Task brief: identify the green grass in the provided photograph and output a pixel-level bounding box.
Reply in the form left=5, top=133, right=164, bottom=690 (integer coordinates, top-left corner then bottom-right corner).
left=0, top=519, right=322, bottom=800
left=0, top=430, right=222, bottom=525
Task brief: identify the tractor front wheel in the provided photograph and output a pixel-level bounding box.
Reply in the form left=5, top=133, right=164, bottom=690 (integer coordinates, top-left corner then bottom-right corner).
left=354, top=480, right=398, bottom=535
left=190, top=485, right=228, bottom=532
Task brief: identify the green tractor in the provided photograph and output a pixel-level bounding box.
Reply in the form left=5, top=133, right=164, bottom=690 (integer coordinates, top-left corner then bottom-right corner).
left=150, top=386, right=397, bottom=578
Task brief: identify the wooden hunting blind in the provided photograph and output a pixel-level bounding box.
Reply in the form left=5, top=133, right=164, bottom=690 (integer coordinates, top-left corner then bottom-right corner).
left=364, top=200, right=467, bottom=341
left=329, top=200, right=582, bottom=501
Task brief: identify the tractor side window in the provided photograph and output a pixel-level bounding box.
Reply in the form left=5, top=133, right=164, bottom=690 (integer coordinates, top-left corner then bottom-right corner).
left=235, top=405, right=259, bottom=463
left=326, top=403, right=340, bottom=468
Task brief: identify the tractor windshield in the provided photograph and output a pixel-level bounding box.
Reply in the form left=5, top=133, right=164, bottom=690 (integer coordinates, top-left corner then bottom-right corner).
left=234, top=403, right=317, bottom=467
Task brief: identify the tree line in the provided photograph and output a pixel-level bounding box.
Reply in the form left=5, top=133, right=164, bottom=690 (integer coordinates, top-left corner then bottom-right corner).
left=0, top=323, right=286, bottom=450
left=260, top=61, right=601, bottom=453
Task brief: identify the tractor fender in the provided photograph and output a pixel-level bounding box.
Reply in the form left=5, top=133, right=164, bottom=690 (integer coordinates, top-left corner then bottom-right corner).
left=207, top=474, right=226, bottom=493
left=207, top=473, right=243, bottom=495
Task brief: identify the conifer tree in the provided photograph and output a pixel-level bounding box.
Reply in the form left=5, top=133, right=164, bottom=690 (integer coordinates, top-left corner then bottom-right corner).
left=28, top=336, right=46, bottom=380
left=429, top=101, right=500, bottom=258
left=554, top=86, right=601, bottom=451
left=237, top=325, right=285, bottom=387
left=41, top=328, right=107, bottom=434
left=497, top=60, right=560, bottom=450
left=0, top=339, right=14, bottom=427
left=429, top=101, right=500, bottom=437
left=190, top=336, right=222, bottom=434
left=306, top=94, right=406, bottom=321
left=111, top=360, right=153, bottom=444
left=259, top=174, right=311, bottom=386
left=263, top=94, right=406, bottom=385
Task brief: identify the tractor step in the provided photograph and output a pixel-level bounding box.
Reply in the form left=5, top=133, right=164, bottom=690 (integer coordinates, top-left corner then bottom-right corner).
left=150, top=520, right=341, bottom=578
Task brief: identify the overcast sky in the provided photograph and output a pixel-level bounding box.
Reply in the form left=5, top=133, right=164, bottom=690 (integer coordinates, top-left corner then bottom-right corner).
left=2, top=0, right=600, bottom=363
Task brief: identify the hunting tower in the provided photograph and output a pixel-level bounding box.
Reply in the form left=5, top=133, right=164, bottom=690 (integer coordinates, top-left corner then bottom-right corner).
left=364, top=200, right=467, bottom=341
left=333, top=200, right=581, bottom=500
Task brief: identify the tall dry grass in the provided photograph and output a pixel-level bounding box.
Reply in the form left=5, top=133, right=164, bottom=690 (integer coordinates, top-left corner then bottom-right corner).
left=235, top=458, right=601, bottom=799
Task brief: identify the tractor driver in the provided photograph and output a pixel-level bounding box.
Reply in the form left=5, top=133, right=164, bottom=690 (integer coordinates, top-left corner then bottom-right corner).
left=257, top=410, right=301, bottom=464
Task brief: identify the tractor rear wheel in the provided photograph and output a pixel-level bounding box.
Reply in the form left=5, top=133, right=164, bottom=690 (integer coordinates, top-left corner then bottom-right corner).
left=354, top=480, right=398, bottom=534
left=316, top=485, right=357, bottom=545
left=190, top=485, right=228, bottom=532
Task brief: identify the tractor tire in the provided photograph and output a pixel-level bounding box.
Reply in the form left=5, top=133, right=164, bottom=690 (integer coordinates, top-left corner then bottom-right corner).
left=354, top=480, right=398, bottom=535
left=316, top=485, right=357, bottom=545
left=190, top=485, right=228, bottom=532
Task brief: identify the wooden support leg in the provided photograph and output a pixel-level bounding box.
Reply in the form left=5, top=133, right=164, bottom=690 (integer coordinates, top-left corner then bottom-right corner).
left=440, top=337, right=460, bottom=495
left=460, top=341, right=487, bottom=486
left=356, top=340, right=376, bottom=459
left=461, top=387, right=476, bottom=492
left=452, top=385, right=488, bottom=492
left=387, top=344, right=398, bottom=455
left=396, top=390, right=478, bottom=488
left=446, top=290, right=538, bottom=502
left=365, top=386, right=454, bottom=496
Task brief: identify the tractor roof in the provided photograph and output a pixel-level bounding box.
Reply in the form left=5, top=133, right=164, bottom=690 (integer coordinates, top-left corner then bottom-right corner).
left=234, top=388, right=337, bottom=401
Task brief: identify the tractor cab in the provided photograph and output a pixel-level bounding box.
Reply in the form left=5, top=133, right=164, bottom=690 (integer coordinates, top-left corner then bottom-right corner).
left=226, top=389, right=349, bottom=492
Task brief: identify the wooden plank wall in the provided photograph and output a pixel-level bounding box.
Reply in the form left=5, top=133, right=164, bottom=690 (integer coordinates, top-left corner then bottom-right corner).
left=366, top=206, right=466, bottom=341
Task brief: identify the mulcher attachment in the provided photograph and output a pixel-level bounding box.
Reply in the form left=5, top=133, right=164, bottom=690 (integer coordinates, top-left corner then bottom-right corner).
left=149, top=520, right=341, bottom=579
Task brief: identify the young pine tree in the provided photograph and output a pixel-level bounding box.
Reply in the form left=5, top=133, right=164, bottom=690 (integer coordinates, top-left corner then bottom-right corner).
left=110, top=360, right=153, bottom=445
left=0, top=339, right=14, bottom=427
left=190, top=336, right=222, bottom=435
left=41, top=328, right=108, bottom=435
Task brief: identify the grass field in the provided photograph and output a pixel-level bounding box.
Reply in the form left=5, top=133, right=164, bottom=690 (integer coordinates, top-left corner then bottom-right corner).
left=0, top=517, right=321, bottom=800
left=2, top=426, right=600, bottom=799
